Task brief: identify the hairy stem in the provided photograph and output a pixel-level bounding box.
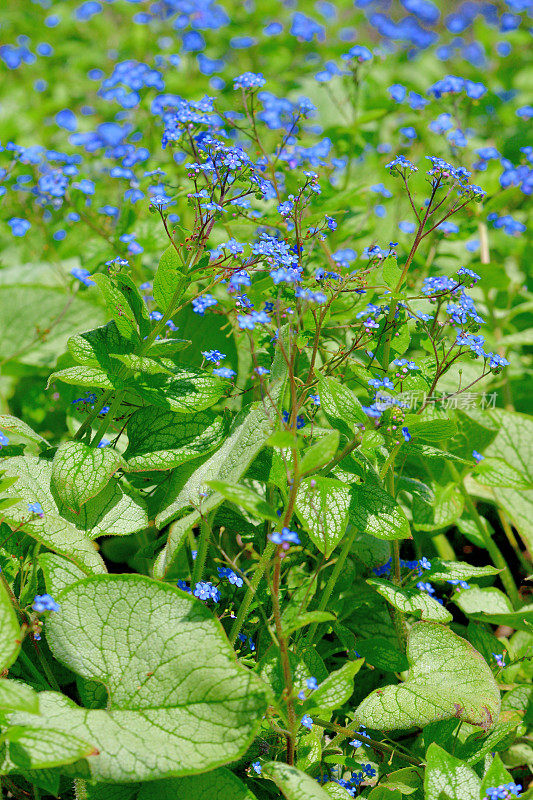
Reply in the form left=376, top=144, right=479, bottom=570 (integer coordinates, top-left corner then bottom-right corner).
left=449, top=465, right=519, bottom=607
left=306, top=523, right=359, bottom=644
left=229, top=542, right=276, bottom=645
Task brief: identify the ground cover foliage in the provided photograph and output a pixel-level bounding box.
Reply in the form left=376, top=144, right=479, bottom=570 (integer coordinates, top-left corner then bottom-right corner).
left=0, top=0, right=532, bottom=797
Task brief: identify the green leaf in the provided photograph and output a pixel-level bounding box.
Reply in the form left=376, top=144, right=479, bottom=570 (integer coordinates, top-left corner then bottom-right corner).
left=453, top=586, right=512, bottom=615
left=92, top=273, right=138, bottom=339
left=300, top=431, right=340, bottom=474
left=156, top=402, right=277, bottom=533
left=402, top=417, right=457, bottom=443
left=356, top=622, right=500, bottom=732
left=153, top=245, right=187, bottom=312
left=206, top=480, right=278, bottom=521
left=452, top=586, right=533, bottom=632
left=155, top=331, right=289, bottom=571
left=323, top=781, right=356, bottom=799
left=367, top=788, right=402, bottom=800
left=47, top=365, right=116, bottom=391
left=426, top=560, right=499, bottom=583
left=147, top=337, right=191, bottom=357
left=83, top=784, right=139, bottom=800
left=137, top=768, right=258, bottom=800
left=480, top=408, right=533, bottom=551
left=112, top=353, right=175, bottom=375
left=473, top=457, right=530, bottom=489
left=355, top=637, right=409, bottom=672
left=132, top=365, right=225, bottom=413
left=349, top=482, right=411, bottom=541
left=0, top=726, right=96, bottom=775
left=124, top=407, right=226, bottom=472
left=480, top=754, right=513, bottom=796
left=0, top=580, right=22, bottom=671
left=39, top=553, right=86, bottom=596
left=282, top=611, right=336, bottom=637
left=412, top=483, right=464, bottom=532
left=68, top=321, right=136, bottom=370
left=51, top=441, right=122, bottom=512
left=379, top=767, right=423, bottom=795
left=402, top=444, right=470, bottom=465
left=11, top=574, right=269, bottom=782
left=114, top=273, right=151, bottom=337
left=264, top=761, right=332, bottom=800
left=0, top=456, right=107, bottom=574
left=0, top=284, right=106, bottom=368
left=368, top=578, right=452, bottom=623
left=267, top=430, right=297, bottom=449
left=295, top=477, right=351, bottom=557
left=306, top=660, right=363, bottom=712
left=456, top=719, right=519, bottom=765
left=424, top=744, right=481, bottom=800
left=3, top=454, right=147, bottom=542
left=317, top=376, right=367, bottom=432
left=0, top=681, right=39, bottom=713
left=0, top=416, right=49, bottom=451
left=383, top=260, right=402, bottom=290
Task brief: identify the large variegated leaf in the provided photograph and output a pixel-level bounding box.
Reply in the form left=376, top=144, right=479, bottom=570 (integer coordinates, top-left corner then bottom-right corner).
left=356, top=622, right=500, bottom=731
left=8, top=575, right=269, bottom=783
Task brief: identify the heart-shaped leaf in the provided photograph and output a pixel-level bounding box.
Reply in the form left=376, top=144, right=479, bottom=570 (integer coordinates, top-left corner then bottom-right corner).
left=0, top=456, right=143, bottom=569
left=68, top=321, right=134, bottom=370
left=9, top=574, right=269, bottom=782
left=306, top=660, right=363, bottom=712
left=124, top=407, right=225, bottom=472
left=52, top=441, right=122, bottom=512
left=295, top=477, right=351, bottom=557
left=349, top=482, right=411, bottom=541
left=0, top=680, right=38, bottom=713
left=452, top=586, right=533, bottom=632
left=368, top=578, right=452, bottom=623
left=153, top=245, right=187, bottom=312
left=424, top=744, right=481, bottom=800
left=356, top=622, right=500, bottom=731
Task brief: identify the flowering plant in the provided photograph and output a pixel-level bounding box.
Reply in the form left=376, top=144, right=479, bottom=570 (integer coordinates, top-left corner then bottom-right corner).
left=0, top=0, right=532, bottom=798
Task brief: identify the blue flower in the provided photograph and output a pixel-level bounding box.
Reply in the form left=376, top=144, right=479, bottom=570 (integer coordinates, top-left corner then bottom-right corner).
left=213, top=367, right=236, bottom=379
left=251, top=761, right=262, bottom=774
left=388, top=84, right=406, bottom=102
left=32, top=594, right=59, bottom=613
left=193, top=581, right=220, bottom=603
left=55, top=109, right=77, bottom=132
left=217, top=566, right=244, bottom=588
left=402, top=427, right=411, bottom=442
left=269, top=527, right=301, bottom=546
left=177, top=580, right=191, bottom=593
left=8, top=217, right=31, bottom=237
left=234, top=72, right=266, bottom=90
left=0, top=432, right=9, bottom=449
left=277, top=200, right=294, bottom=216
left=342, top=45, right=372, bottom=62
left=306, top=677, right=318, bottom=691
left=28, top=502, right=44, bottom=518
left=399, top=126, right=417, bottom=140
left=202, top=350, right=226, bottom=363
left=301, top=714, right=313, bottom=730
left=192, top=294, right=217, bottom=315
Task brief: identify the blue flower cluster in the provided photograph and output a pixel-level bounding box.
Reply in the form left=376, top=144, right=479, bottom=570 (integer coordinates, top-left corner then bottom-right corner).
left=483, top=783, right=522, bottom=799
left=32, top=594, right=60, bottom=613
